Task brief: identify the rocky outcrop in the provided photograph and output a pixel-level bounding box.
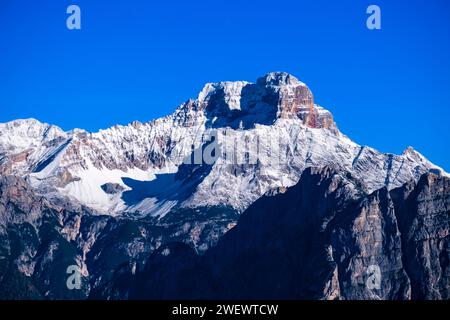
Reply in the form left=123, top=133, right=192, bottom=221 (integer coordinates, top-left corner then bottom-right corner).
left=101, top=183, right=125, bottom=194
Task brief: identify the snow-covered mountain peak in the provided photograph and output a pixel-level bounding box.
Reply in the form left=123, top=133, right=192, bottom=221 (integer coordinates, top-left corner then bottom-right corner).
left=403, top=146, right=422, bottom=157
left=0, top=72, right=447, bottom=217
left=0, top=118, right=67, bottom=154
left=188, top=72, right=335, bottom=131
left=196, top=72, right=306, bottom=113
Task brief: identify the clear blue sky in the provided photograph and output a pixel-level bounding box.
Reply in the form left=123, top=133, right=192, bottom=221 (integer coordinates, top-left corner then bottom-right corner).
left=0, top=0, right=449, bottom=170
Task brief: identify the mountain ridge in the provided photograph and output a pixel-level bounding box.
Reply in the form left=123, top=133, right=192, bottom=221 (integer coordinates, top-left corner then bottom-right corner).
left=0, top=72, right=447, bottom=217
left=0, top=72, right=449, bottom=300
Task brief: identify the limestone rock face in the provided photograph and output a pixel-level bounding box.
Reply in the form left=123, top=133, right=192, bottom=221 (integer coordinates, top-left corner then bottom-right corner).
left=0, top=176, right=90, bottom=299
left=196, top=72, right=336, bottom=131
left=106, top=168, right=448, bottom=300
left=391, top=173, right=450, bottom=299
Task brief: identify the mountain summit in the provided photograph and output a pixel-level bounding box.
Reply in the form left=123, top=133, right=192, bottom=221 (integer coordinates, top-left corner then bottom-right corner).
left=186, top=71, right=336, bottom=130
left=0, top=72, right=445, bottom=215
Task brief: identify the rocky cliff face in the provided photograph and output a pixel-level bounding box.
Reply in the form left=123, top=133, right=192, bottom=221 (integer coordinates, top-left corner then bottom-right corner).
left=93, top=167, right=448, bottom=300
left=0, top=176, right=90, bottom=299
left=391, top=173, right=450, bottom=299
left=0, top=72, right=448, bottom=299
left=0, top=175, right=237, bottom=299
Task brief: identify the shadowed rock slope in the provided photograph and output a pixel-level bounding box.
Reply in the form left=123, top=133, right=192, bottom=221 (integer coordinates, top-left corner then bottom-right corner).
left=92, top=167, right=449, bottom=300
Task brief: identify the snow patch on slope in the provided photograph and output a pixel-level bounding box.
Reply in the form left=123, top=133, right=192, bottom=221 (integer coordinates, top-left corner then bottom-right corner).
left=59, top=161, right=156, bottom=214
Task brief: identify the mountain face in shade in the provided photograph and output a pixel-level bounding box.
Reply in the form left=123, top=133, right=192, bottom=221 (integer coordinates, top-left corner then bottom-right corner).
left=91, top=167, right=450, bottom=300
left=0, top=72, right=448, bottom=299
